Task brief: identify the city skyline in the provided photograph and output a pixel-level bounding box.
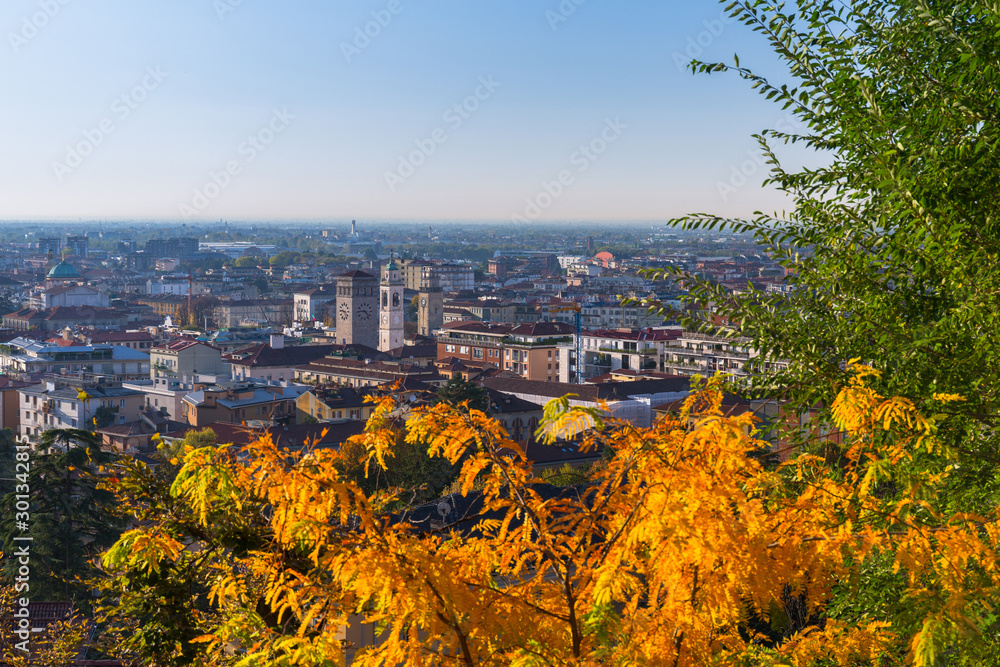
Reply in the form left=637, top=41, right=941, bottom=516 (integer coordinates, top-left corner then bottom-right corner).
left=2, top=1, right=807, bottom=222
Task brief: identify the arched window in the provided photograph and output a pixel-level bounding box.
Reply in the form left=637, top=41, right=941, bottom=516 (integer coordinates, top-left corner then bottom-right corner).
left=392, top=292, right=400, bottom=307
left=382, top=293, right=388, bottom=307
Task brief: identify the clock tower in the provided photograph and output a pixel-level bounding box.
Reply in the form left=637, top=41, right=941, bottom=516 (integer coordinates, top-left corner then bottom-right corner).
left=417, top=268, right=444, bottom=336
left=378, top=256, right=404, bottom=352
left=336, top=269, right=378, bottom=348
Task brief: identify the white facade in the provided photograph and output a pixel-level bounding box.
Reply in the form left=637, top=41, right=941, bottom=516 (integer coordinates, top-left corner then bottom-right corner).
left=378, top=262, right=405, bottom=352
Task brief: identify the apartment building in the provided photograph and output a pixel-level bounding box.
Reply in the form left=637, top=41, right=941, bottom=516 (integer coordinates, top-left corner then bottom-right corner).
left=436, top=321, right=574, bottom=382
left=556, top=327, right=682, bottom=383
left=19, top=381, right=145, bottom=442
left=181, top=381, right=308, bottom=426
left=151, top=339, right=229, bottom=380
left=400, top=260, right=475, bottom=292
left=0, top=337, right=150, bottom=381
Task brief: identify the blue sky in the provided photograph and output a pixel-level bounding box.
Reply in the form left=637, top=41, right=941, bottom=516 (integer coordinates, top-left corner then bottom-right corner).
left=0, top=0, right=804, bottom=223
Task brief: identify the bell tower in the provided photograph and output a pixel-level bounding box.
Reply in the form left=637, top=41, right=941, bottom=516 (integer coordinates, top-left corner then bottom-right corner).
left=417, top=267, right=444, bottom=337
left=378, top=255, right=404, bottom=352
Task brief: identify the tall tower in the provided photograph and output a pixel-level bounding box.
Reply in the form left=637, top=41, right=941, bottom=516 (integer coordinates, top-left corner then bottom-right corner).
left=379, top=256, right=405, bottom=352
left=417, top=268, right=444, bottom=337
left=336, top=270, right=378, bottom=348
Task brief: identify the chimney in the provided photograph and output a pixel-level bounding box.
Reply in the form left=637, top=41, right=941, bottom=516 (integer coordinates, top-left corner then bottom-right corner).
left=62, top=326, right=72, bottom=341
left=270, top=334, right=284, bottom=350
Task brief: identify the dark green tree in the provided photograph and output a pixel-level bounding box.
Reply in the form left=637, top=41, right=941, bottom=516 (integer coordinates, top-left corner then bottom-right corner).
left=1, top=430, right=124, bottom=603
left=435, top=373, right=489, bottom=413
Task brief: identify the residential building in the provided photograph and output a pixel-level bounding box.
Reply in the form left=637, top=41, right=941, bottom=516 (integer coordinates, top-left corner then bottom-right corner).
left=147, top=275, right=190, bottom=295
left=294, top=357, right=442, bottom=388
left=3, top=306, right=129, bottom=332
left=145, top=237, right=199, bottom=258
left=0, top=337, right=150, bottom=381
left=122, top=377, right=191, bottom=420
left=19, top=381, right=146, bottom=442
left=295, top=385, right=375, bottom=423
left=556, top=327, right=682, bottom=383
left=65, top=234, right=89, bottom=258
left=226, top=336, right=336, bottom=382
left=97, top=407, right=190, bottom=453
left=81, top=330, right=154, bottom=351
left=400, top=260, right=475, bottom=291
left=213, top=299, right=293, bottom=328
left=0, top=377, right=30, bottom=433
left=293, top=286, right=337, bottom=322
left=151, top=339, right=229, bottom=380
left=436, top=321, right=574, bottom=382
left=181, top=381, right=308, bottom=426
left=134, top=294, right=187, bottom=319
left=442, top=299, right=515, bottom=323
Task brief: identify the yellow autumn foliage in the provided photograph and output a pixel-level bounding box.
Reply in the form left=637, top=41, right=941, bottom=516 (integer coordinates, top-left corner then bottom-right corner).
left=94, top=369, right=1000, bottom=666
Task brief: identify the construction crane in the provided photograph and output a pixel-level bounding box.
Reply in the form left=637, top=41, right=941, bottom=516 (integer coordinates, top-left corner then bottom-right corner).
left=548, top=303, right=583, bottom=384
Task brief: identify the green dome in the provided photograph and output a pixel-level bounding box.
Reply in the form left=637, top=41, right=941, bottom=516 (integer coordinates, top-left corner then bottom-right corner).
left=47, top=260, right=80, bottom=279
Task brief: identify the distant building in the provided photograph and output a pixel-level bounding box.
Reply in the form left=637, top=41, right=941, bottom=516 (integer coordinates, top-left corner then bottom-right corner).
left=2, top=306, right=129, bottom=332
left=556, top=328, right=682, bottom=383
left=145, top=237, right=199, bottom=258
left=65, top=234, right=89, bottom=258
left=293, top=286, right=337, bottom=322
left=378, top=257, right=404, bottom=352
left=400, top=260, right=475, bottom=292
left=29, top=284, right=109, bottom=310
left=226, top=336, right=336, bottom=382
left=296, top=385, right=375, bottom=423
left=45, top=260, right=81, bottom=286
left=294, top=357, right=442, bottom=388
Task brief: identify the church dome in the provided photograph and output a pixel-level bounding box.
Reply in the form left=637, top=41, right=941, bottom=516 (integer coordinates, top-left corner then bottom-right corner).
left=47, top=260, right=80, bottom=279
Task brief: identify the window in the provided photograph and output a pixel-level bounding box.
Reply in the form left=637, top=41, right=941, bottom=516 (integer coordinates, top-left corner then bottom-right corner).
left=473, top=348, right=484, bottom=359
left=120, top=399, right=126, bottom=407
left=446, top=345, right=455, bottom=353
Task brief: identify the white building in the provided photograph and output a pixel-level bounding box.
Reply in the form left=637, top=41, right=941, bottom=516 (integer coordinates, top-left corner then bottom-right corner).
left=18, top=381, right=146, bottom=443
left=0, top=338, right=150, bottom=381
left=557, top=327, right=683, bottom=383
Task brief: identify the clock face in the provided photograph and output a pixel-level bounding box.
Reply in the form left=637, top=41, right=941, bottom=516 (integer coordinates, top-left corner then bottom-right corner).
left=381, top=314, right=388, bottom=327
left=357, top=303, right=374, bottom=320
left=420, top=297, right=427, bottom=307
left=339, top=302, right=350, bottom=320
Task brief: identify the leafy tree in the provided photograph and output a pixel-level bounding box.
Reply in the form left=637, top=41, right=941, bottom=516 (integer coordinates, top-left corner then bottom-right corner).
left=233, top=256, right=258, bottom=268
left=93, top=405, right=115, bottom=429
left=93, top=375, right=1000, bottom=665
left=435, top=373, right=489, bottom=413
left=636, top=0, right=1000, bottom=475
left=1, top=430, right=123, bottom=603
